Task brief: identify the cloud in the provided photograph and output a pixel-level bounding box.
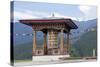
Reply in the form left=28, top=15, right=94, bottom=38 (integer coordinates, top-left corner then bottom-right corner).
left=13, top=10, right=77, bottom=22
left=14, top=11, right=34, bottom=19
left=50, top=12, right=77, bottom=20
left=25, top=10, right=50, bottom=17
left=14, top=11, right=39, bottom=22
left=13, top=10, right=52, bottom=22
left=78, top=5, right=97, bottom=21
left=78, top=6, right=92, bottom=15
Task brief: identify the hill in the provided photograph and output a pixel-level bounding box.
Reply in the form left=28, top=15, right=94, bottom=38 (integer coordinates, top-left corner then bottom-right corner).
left=72, top=26, right=97, bottom=57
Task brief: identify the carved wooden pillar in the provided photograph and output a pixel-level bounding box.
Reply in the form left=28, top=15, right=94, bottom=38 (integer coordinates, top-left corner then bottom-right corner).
left=43, top=32, right=47, bottom=55
left=67, top=30, right=71, bottom=54
left=60, top=29, right=64, bottom=54
left=33, top=30, right=37, bottom=55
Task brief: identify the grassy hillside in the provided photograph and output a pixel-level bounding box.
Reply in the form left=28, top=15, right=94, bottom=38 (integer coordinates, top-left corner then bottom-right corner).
left=14, top=41, right=44, bottom=61
left=72, top=27, right=97, bottom=57
left=14, top=42, right=33, bottom=60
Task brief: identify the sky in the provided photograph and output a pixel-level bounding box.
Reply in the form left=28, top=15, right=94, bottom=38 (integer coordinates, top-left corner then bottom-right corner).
left=12, top=1, right=97, bottom=22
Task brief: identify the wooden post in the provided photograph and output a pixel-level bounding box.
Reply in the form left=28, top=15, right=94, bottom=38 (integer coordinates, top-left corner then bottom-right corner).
left=43, top=32, right=47, bottom=55
left=33, top=31, right=37, bottom=55
left=67, top=30, right=71, bottom=54
left=60, top=29, right=64, bottom=54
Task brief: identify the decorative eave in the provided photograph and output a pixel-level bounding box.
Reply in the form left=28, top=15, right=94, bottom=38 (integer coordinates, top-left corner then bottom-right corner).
left=19, top=18, right=78, bottom=29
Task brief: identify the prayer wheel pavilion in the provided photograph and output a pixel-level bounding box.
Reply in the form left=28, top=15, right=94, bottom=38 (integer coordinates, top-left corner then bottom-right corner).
left=19, top=17, right=78, bottom=56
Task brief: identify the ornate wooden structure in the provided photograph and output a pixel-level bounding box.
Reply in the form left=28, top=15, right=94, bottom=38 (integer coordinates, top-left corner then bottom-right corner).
left=19, top=18, right=78, bottom=56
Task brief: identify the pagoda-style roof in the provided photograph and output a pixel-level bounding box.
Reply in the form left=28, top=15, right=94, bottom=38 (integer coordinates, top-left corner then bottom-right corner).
left=19, top=18, right=78, bottom=29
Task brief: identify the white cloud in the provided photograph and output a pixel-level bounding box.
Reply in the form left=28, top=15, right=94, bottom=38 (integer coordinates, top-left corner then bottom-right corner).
left=13, top=10, right=78, bottom=22
left=13, top=10, right=52, bottom=22
left=78, top=6, right=92, bottom=14
left=49, top=12, right=77, bottom=20
left=78, top=5, right=97, bottom=21
left=14, top=11, right=34, bottom=19
left=25, top=10, right=50, bottom=17
left=14, top=11, right=39, bottom=22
